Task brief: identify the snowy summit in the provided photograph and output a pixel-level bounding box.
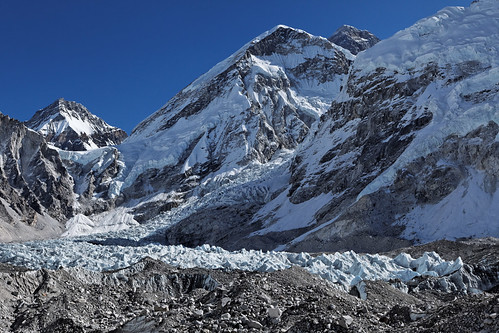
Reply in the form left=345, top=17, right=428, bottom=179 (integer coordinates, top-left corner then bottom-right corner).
left=26, top=98, right=127, bottom=151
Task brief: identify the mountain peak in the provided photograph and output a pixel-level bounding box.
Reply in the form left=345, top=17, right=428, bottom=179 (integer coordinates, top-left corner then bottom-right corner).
left=26, top=99, right=127, bottom=151
left=328, top=25, right=380, bottom=54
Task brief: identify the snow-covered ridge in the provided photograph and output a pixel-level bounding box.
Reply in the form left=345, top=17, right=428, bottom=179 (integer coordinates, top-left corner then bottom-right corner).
left=180, top=25, right=352, bottom=95
left=28, top=98, right=112, bottom=135
left=355, top=2, right=499, bottom=74
left=129, top=24, right=352, bottom=140
left=0, top=239, right=463, bottom=292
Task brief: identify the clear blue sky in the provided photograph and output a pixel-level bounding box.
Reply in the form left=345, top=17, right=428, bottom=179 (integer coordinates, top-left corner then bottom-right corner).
left=0, top=0, right=472, bottom=134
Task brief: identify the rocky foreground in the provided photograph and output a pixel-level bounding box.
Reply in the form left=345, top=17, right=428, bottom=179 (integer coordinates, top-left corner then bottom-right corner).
left=0, top=238, right=497, bottom=333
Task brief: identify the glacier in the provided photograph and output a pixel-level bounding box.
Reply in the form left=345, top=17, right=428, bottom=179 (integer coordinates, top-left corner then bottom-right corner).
left=0, top=238, right=464, bottom=293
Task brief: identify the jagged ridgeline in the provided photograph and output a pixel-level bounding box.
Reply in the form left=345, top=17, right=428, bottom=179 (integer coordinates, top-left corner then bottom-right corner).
left=1, top=0, right=498, bottom=253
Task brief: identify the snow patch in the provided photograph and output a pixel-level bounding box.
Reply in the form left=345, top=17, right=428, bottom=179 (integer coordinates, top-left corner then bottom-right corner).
left=62, top=209, right=139, bottom=238
left=396, top=169, right=499, bottom=243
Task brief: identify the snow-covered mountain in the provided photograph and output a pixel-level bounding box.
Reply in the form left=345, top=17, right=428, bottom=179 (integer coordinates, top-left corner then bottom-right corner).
left=96, top=25, right=354, bottom=224
left=328, top=25, right=380, bottom=55
left=26, top=98, right=127, bottom=151
left=0, top=4, right=498, bottom=330
left=150, top=0, right=498, bottom=252
left=1, top=0, right=498, bottom=253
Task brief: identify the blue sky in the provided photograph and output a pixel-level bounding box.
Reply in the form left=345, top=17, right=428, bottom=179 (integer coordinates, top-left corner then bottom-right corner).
left=0, top=0, right=471, bottom=133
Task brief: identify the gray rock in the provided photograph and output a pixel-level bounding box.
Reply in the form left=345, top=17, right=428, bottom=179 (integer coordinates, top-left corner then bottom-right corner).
left=221, top=297, right=231, bottom=307
left=267, top=305, right=282, bottom=319
left=328, top=25, right=380, bottom=55
left=339, top=315, right=353, bottom=328
left=0, top=114, right=75, bottom=241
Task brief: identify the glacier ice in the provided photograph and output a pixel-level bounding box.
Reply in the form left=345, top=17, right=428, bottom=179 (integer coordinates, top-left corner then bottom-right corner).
left=0, top=238, right=463, bottom=292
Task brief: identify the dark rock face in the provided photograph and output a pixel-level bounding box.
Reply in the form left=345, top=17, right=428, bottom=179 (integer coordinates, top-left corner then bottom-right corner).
left=0, top=114, right=74, bottom=241
left=287, top=121, right=499, bottom=253
left=164, top=204, right=262, bottom=250
left=59, top=147, right=122, bottom=215
left=394, top=121, right=499, bottom=204
left=289, top=65, right=437, bottom=207
left=26, top=98, right=127, bottom=151
left=243, top=64, right=438, bottom=253
left=328, top=25, right=380, bottom=54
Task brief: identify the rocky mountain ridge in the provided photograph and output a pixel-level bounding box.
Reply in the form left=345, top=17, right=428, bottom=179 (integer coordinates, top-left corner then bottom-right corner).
left=282, top=0, right=499, bottom=251
left=0, top=113, right=74, bottom=242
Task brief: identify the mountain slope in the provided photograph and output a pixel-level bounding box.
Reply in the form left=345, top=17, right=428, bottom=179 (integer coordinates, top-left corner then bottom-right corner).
left=55, top=25, right=358, bottom=244
left=26, top=98, right=127, bottom=151
left=0, top=114, right=75, bottom=242
left=92, top=25, right=355, bottom=224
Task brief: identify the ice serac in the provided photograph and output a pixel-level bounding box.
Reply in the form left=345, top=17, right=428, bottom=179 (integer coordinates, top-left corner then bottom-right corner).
left=26, top=98, right=127, bottom=151
left=328, top=25, right=380, bottom=55
left=0, top=113, right=75, bottom=242
left=108, top=25, right=353, bottom=230
left=283, top=0, right=499, bottom=252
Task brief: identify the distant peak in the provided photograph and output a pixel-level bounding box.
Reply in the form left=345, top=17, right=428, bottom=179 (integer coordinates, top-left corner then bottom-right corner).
left=51, top=97, right=66, bottom=105
left=41, top=98, right=82, bottom=117
left=335, top=25, right=356, bottom=32
left=272, top=24, right=293, bottom=31
left=253, top=24, right=308, bottom=43
left=328, top=25, right=380, bottom=55
left=25, top=99, right=127, bottom=151
left=246, top=24, right=328, bottom=57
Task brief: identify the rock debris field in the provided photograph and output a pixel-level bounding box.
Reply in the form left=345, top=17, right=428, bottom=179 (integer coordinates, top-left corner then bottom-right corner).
left=0, top=238, right=497, bottom=332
